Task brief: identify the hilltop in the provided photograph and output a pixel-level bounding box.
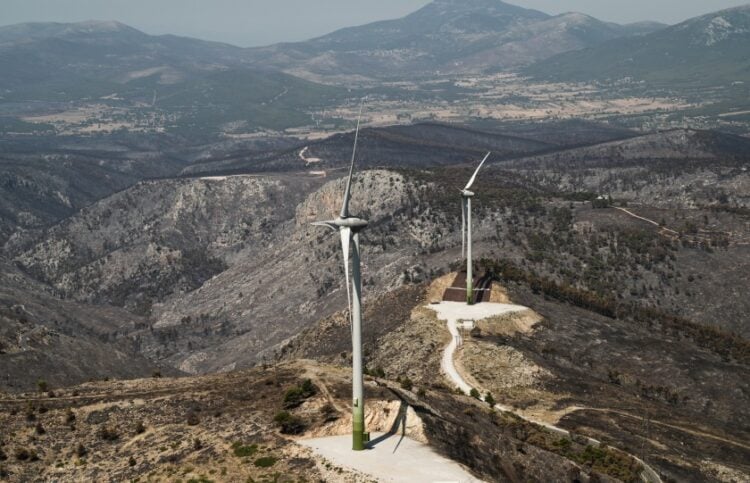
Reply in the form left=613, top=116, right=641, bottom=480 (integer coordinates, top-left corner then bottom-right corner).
left=526, top=5, right=750, bottom=87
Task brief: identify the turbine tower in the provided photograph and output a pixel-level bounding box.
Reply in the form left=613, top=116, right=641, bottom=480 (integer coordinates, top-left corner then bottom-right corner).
left=461, top=152, right=491, bottom=305
left=312, top=102, right=369, bottom=451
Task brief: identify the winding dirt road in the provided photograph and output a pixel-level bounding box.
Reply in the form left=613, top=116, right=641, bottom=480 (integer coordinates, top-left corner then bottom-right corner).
left=428, top=301, right=663, bottom=483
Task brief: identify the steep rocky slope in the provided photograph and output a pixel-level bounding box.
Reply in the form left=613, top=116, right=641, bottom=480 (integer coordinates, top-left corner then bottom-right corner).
left=0, top=258, right=163, bottom=392
left=15, top=174, right=326, bottom=313
left=12, top=127, right=750, bottom=376
left=0, top=134, right=186, bottom=246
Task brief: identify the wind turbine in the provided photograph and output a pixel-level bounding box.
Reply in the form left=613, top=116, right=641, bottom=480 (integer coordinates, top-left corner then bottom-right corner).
left=461, top=152, right=491, bottom=305
left=312, top=102, right=369, bottom=451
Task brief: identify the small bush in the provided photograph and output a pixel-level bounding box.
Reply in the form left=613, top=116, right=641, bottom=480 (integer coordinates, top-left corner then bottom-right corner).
left=0, top=447, right=7, bottom=461
left=485, top=392, right=496, bottom=407
left=134, top=421, right=146, bottom=434
left=64, top=409, right=76, bottom=424
left=152, top=370, right=162, bottom=378
left=283, top=379, right=317, bottom=409
left=320, top=403, right=339, bottom=422
left=128, top=456, right=136, bottom=466
left=417, top=388, right=426, bottom=398
left=231, top=442, right=258, bottom=458
left=24, top=404, right=35, bottom=421
left=186, top=411, right=200, bottom=426
left=75, top=444, right=87, bottom=457
left=15, top=447, right=37, bottom=462
left=98, top=426, right=119, bottom=442
left=273, top=411, right=305, bottom=435
left=469, top=388, right=481, bottom=399
left=253, top=456, right=278, bottom=468
left=399, top=377, right=413, bottom=391
left=35, top=422, right=45, bottom=435
left=193, top=438, right=203, bottom=451
left=36, top=379, right=48, bottom=393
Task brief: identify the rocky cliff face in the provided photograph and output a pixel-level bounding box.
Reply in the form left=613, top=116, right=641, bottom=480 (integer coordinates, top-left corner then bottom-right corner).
left=13, top=169, right=451, bottom=374
left=15, top=175, right=322, bottom=312
left=141, top=170, right=449, bottom=373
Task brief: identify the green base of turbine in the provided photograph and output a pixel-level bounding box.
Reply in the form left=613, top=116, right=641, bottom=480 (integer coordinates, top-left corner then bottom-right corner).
left=352, top=405, right=366, bottom=451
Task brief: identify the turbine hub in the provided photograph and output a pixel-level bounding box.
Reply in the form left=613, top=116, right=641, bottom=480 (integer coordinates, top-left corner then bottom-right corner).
left=335, top=217, right=369, bottom=229
left=462, top=190, right=475, bottom=198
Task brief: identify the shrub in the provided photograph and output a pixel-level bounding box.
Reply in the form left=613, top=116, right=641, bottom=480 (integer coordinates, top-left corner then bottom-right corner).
left=98, top=426, right=119, bottom=442
left=0, top=447, right=6, bottom=461
left=399, top=377, right=413, bottom=391
left=319, top=403, right=339, bottom=422
left=24, top=404, right=35, bottom=421
left=485, top=392, right=496, bottom=407
left=469, top=388, right=481, bottom=400
left=36, top=379, right=48, bottom=393
left=128, top=456, right=136, bottom=466
left=193, top=438, right=203, bottom=451
left=35, top=422, right=45, bottom=435
left=231, top=442, right=258, bottom=458
left=64, top=409, right=76, bottom=425
left=75, top=444, right=87, bottom=457
left=253, top=456, right=278, bottom=468
left=15, top=447, right=37, bottom=461
left=186, top=411, right=200, bottom=426
left=273, top=411, right=305, bottom=435
left=152, top=370, right=162, bottom=378
left=134, top=421, right=146, bottom=434
left=283, top=379, right=317, bottom=409
left=417, top=388, right=426, bottom=398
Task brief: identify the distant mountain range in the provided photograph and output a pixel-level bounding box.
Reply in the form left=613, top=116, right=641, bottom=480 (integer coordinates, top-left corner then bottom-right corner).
left=0, top=20, right=342, bottom=135
left=243, top=0, right=666, bottom=80
left=525, top=5, right=750, bottom=86
left=0, top=0, right=669, bottom=91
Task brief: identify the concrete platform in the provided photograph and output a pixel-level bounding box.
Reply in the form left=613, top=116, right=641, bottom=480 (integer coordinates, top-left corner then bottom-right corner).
left=428, top=301, right=528, bottom=322
left=300, top=432, right=483, bottom=482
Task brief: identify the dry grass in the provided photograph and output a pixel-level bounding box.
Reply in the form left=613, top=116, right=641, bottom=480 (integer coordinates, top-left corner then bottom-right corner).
left=425, top=272, right=457, bottom=303
left=476, top=309, right=542, bottom=337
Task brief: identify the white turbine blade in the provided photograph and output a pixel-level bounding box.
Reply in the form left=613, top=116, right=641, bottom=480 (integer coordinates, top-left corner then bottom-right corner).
left=340, top=227, right=353, bottom=329
left=463, top=151, right=492, bottom=191
left=340, top=99, right=366, bottom=218
left=461, top=198, right=466, bottom=259
left=312, top=220, right=338, bottom=232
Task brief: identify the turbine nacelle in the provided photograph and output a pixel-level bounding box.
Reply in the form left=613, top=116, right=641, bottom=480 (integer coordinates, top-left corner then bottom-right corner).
left=461, top=190, right=475, bottom=198
left=313, top=217, right=368, bottom=231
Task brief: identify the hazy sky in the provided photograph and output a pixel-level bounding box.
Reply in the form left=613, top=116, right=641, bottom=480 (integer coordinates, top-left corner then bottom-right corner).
left=2, top=0, right=749, bottom=47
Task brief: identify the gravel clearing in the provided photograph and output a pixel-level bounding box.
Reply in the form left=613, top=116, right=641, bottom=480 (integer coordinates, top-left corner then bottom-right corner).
left=300, top=432, right=483, bottom=482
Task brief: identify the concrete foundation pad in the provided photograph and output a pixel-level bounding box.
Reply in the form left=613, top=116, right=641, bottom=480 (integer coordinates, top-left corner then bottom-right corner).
left=427, top=301, right=528, bottom=322
left=299, top=432, right=483, bottom=482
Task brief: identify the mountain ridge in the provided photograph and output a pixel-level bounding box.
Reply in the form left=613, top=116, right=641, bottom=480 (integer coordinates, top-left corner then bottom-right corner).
left=525, top=3, right=750, bottom=86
